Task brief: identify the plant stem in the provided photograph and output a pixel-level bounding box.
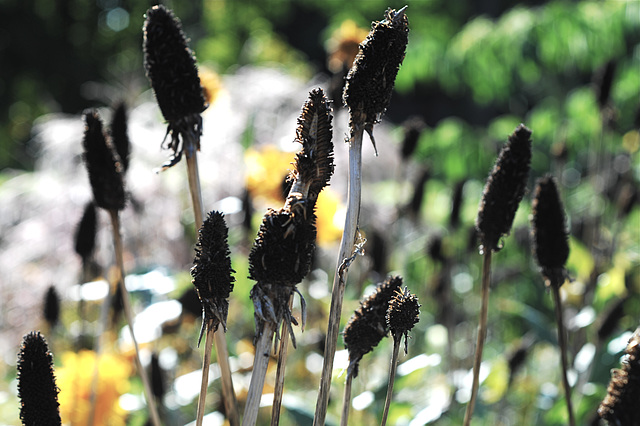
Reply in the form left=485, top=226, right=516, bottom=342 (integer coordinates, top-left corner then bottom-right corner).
left=109, top=210, right=162, bottom=426
left=271, top=295, right=294, bottom=426
left=185, top=150, right=240, bottom=426
left=552, top=284, right=575, bottom=426
left=381, top=338, right=402, bottom=426
left=242, top=321, right=277, bottom=426
left=340, top=373, right=354, bottom=426
left=463, top=249, right=492, bottom=426
left=196, top=324, right=215, bottom=426
left=314, top=126, right=364, bottom=426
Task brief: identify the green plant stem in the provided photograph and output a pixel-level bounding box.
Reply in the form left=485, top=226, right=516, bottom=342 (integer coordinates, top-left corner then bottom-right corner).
left=242, top=321, right=277, bottom=426
left=463, top=249, right=492, bottom=426
left=552, top=284, right=576, bottom=426
left=109, top=210, right=162, bottom=426
left=314, top=127, right=364, bottom=426
left=271, top=295, right=294, bottom=426
left=381, top=337, right=402, bottom=426
left=185, top=150, right=240, bottom=426
left=340, top=372, right=354, bottom=426
left=196, top=324, right=215, bottom=426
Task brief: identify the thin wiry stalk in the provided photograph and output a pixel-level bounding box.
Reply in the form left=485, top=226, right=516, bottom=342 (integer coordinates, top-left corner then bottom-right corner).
left=242, top=321, right=277, bottom=426
left=186, top=149, right=239, bottom=426
left=271, top=295, right=294, bottom=426
left=552, top=285, right=576, bottom=426
left=463, top=249, right=492, bottom=426
left=109, top=210, right=162, bottom=426
left=196, top=325, right=215, bottom=426
left=381, top=337, right=402, bottom=426
left=340, top=373, right=354, bottom=426
left=314, top=126, right=363, bottom=425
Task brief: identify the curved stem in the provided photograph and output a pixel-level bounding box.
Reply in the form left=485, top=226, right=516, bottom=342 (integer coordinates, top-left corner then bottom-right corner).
left=314, top=126, right=364, bottom=426
left=463, top=250, right=492, bottom=426
left=109, top=210, right=162, bottom=426
left=381, top=338, right=401, bottom=426
left=552, top=285, right=575, bottom=426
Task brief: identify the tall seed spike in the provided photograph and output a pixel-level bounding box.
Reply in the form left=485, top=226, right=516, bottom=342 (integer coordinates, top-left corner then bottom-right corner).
left=82, top=110, right=126, bottom=212
left=191, top=211, right=235, bottom=344
left=476, top=124, right=532, bottom=252
left=110, top=102, right=130, bottom=172
left=17, top=332, right=61, bottom=426
left=74, top=201, right=98, bottom=261
left=531, top=175, right=570, bottom=288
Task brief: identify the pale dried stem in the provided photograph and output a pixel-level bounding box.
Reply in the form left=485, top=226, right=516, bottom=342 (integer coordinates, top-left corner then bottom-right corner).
left=271, top=295, right=294, bottom=426
left=196, top=325, right=215, bottom=426
left=340, top=373, right=354, bottom=426
left=242, top=321, right=277, bottom=426
left=314, top=127, right=364, bottom=425
left=552, top=284, right=575, bottom=426
left=463, top=249, right=492, bottom=426
left=109, top=210, right=162, bottom=426
left=381, top=338, right=402, bottom=426
left=185, top=151, right=240, bottom=426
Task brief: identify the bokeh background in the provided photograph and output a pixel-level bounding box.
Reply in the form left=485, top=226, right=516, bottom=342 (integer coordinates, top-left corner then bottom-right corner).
left=0, top=0, right=639, bottom=425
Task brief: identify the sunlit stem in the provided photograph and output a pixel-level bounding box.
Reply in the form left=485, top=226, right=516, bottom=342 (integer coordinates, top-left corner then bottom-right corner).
left=340, top=373, right=354, bottom=426
left=314, top=126, right=364, bottom=426
left=464, top=249, right=492, bottom=426
left=271, top=295, right=294, bottom=426
left=242, top=321, right=277, bottom=426
left=185, top=147, right=239, bottom=426
left=196, top=324, right=215, bottom=426
left=552, top=284, right=576, bottom=426
left=109, top=210, right=162, bottom=426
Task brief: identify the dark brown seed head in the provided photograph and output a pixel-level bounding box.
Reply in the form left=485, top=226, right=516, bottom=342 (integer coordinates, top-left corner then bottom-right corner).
left=400, top=116, right=425, bottom=161
left=599, top=327, right=640, bottom=425
left=149, top=352, right=165, bottom=399
left=110, top=102, right=130, bottom=172
left=408, top=167, right=430, bottom=219
left=595, top=60, right=616, bottom=110
left=191, top=211, right=235, bottom=336
left=43, top=286, right=60, bottom=329
left=290, top=88, right=334, bottom=203
left=82, top=110, right=126, bottom=212
left=476, top=124, right=532, bottom=253
left=531, top=175, right=570, bottom=288
left=17, top=331, right=61, bottom=426
left=597, top=297, right=627, bottom=343
left=450, top=179, right=466, bottom=230
left=343, top=7, right=409, bottom=132
left=343, top=275, right=403, bottom=377
left=386, top=286, right=420, bottom=353
left=74, top=201, right=97, bottom=261
left=248, top=205, right=316, bottom=288
left=143, top=5, right=207, bottom=169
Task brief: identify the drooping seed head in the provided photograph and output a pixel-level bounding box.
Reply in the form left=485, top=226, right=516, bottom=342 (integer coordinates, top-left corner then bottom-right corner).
left=191, top=211, right=235, bottom=338
left=476, top=124, right=532, bottom=252
left=531, top=175, right=570, bottom=288
left=290, top=88, right=334, bottom=203
left=17, top=331, right=61, bottom=425
left=386, top=286, right=420, bottom=354
left=143, top=5, right=207, bottom=169
left=343, top=275, right=403, bottom=377
left=82, top=110, right=126, bottom=212
left=74, top=201, right=97, bottom=261
left=343, top=7, right=409, bottom=136
left=43, top=286, right=60, bottom=329
left=598, top=327, right=640, bottom=425
left=110, top=102, right=130, bottom=172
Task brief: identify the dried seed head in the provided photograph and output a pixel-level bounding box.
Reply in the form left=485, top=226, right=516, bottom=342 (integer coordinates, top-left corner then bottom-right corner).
left=17, top=331, right=61, bottom=425
left=343, top=7, right=409, bottom=141
left=598, top=297, right=627, bottom=343
left=82, top=110, right=126, bottom=212
left=476, top=124, right=532, bottom=252
left=74, top=201, right=97, bottom=261
left=110, top=102, right=130, bottom=172
left=531, top=175, right=570, bottom=288
left=343, top=275, right=403, bottom=377
left=450, top=179, right=466, bottom=230
left=43, top=286, right=60, bottom=329
left=143, top=5, right=207, bottom=169
left=386, top=286, right=420, bottom=354
left=408, top=168, right=430, bottom=218
left=598, top=327, right=640, bottom=425
left=595, top=60, right=616, bottom=110
left=249, top=205, right=316, bottom=287
left=149, top=352, right=165, bottom=399
left=290, top=88, right=334, bottom=203
left=400, top=116, right=425, bottom=161
left=191, top=211, right=235, bottom=340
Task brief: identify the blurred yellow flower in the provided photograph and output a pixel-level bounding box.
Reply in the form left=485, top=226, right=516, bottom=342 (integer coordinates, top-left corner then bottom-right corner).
left=199, top=66, right=222, bottom=108
left=57, top=350, right=131, bottom=426
left=245, top=145, right=293, bottom=205
left=315, top=188, right=344, bottom=246
left=326, top=19, right=369, bottom=73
